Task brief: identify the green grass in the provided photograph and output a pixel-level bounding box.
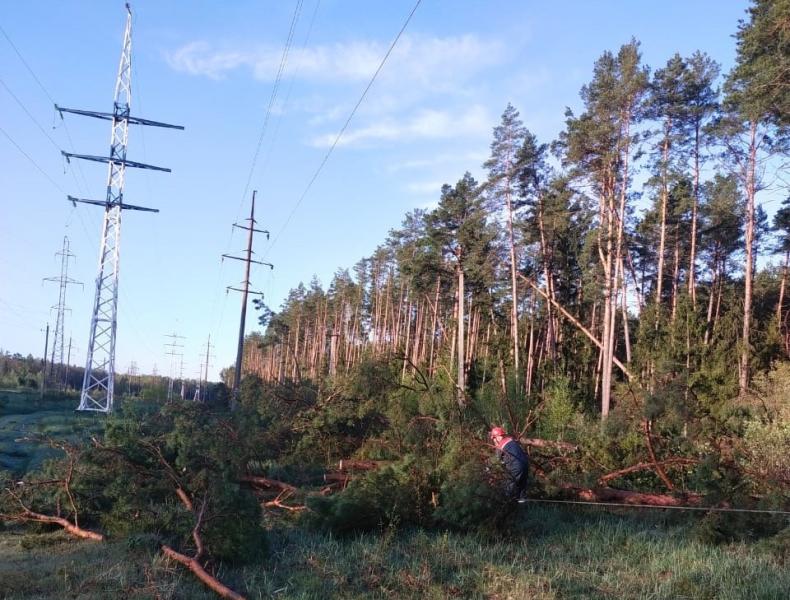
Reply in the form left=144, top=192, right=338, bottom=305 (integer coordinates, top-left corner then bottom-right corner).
left=0, top=391, right=103, bottom=475
left=0, top=394, right=787, bottom=598
left=0, top=506, right=787, bottom=599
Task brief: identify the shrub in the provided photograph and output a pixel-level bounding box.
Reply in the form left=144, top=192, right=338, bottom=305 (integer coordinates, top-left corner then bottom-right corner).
left=306, top=460, right=432, bottom=534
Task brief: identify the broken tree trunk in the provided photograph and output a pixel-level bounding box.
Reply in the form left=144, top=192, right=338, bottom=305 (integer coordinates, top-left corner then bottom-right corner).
left=1, top=507, right=104, bottom=541
left=162, top=545, right=245, bottom=600
left=520, top=438, right=578, bottom=452
left=597, top=458, right=699, bottom=486
left=561, top=484, right=704, bottom=507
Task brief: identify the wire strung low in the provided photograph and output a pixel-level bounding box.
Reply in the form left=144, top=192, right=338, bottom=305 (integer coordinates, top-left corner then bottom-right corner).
left=524, top=498, right=790, bottom=516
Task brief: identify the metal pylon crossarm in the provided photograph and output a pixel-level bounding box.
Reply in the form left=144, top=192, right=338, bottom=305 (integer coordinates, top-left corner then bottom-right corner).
left=60, top=5, right=182, bottom=413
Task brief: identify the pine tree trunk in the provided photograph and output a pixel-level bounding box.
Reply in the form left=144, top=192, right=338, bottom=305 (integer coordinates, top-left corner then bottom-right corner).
left=656, top=123, right=671, bottom=312
left=620, top=257, right=632, bottom=364
left=456, top=265, right=466, bottom=407
left=600, top=185, right=616, bottom=418
left=429, top=278, right=440, bottom=376
left=506, top=186, right=520, bottom=371
left=688, top=124, right=701, bottom=305
left=739, top=120, right=758, bottom=394
left=778, top=251, right=789, bottom=357
left=525, top=293, right=536, bottom=395
left=776, top=250, right=787, bottom=332
left=671, top=225, right=681, bottom=322
left=537, top=194, right=556, bottom=360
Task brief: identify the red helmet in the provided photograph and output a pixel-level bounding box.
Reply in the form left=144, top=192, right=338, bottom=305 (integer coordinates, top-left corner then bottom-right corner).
left=489, top=426, right=506, bottom=439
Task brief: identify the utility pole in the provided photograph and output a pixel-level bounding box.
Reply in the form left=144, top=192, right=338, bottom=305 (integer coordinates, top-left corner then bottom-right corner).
left=58, top=4, right=183, bottom=413
left=193, top=365, right=202, bottom=402
left=223, top=191, right=272, bottom=402
left=41, top=323, right=49, bottom=400
left=198, top=335, right=214, bottom=403
left=164, top=333, right=185, bottom=402
left=65, top=337, right=75, bottom=390
left=179, top=356, right=187, bottom=400
left=43, top=236, right=82, bottom=389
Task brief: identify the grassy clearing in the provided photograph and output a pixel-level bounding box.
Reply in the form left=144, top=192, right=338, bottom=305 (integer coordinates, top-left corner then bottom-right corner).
left=0, top=391, right=102, bottom=475
left=0, top=505, right=787, bottom=599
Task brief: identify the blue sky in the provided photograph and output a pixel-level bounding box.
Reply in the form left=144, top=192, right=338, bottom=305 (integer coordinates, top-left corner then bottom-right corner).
left=0, top=1, right=754, bottom=379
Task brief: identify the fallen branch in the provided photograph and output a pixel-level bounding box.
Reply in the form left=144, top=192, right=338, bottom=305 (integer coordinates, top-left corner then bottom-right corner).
left=239, top=476, right=296, bottom=493
left=1, top=507, right=104, bottom=541
left=337, top=459, right=383, bottom=471
left=643, top=419, right=675, bottom=491
left=597, top=458, right=699, bottom=486
left=1, top=441, right=103, bottom=542
left=161, top=545, right=245, bottom=600
left=560, top=484, right=703, bottom=507
left=520, top=438, right=579, bottom=452
left=323, top=472, right=351, bottom=488
left=263, top=490, right=306, bottom=512
left=162, top=488, right=245, bottom=599
left=519, top=273, right=636, bottom=382
left=176, top=488, right=194, bottom=512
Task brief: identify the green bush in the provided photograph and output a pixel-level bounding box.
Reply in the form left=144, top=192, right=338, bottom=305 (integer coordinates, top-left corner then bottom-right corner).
left=306, top=460, right=432, bottom=534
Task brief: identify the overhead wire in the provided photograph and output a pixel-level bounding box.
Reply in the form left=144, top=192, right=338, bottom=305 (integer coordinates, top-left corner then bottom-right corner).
left=263, top=0, right=423, bottom=258
left=0, top=77, right=62, bottom=153
left=1, top=16, right=161, bottom=370
left=0, top=123, right=68, bottom=195
left=0, top=22, right=94, bottom=197
left=0, top=20, right=98, bottom=247
left=207, top=0, right=309, bottom=351
left=524, top=498, right=790, bottom=516
left=238, top=0, right=304, bottom=212
left=250, top=0, right=322, bottom=291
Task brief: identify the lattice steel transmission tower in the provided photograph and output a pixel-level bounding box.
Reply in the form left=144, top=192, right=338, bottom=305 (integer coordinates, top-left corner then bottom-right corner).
left=164, top=333, right=185, bottom=402
left=58, top=4, right=183, bottom=412
left=43, top=236, right=82, bottom=389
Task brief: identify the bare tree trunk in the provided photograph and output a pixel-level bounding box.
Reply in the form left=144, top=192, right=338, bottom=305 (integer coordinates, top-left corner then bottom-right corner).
left=525, top=293, right=536, bottom=395
left=688, top=124, right=701, bottom=305
left=506, top=183, right=520, bottom=372
left=537, top=194, right=556, bottom=360
left=777, top=250, right=788, bottom=342
left=620, top=257, right=632, bottom=364
left=656, top=124, right=671, bottom=311
left=671, top=226, right=681, bottom=322
left=600, top=184, right=616, bottom=417
left=429, top=277, right=440, bottom=376
left=456, top=266, right=466, bottom=407
left=739, top=120, right=758, bottom=394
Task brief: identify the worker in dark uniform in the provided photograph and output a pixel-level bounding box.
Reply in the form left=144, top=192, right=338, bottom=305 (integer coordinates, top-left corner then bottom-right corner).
left=489, top=426, right=529, bottom=503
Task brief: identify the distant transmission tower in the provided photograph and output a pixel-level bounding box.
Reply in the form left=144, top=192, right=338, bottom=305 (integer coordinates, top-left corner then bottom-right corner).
left=193, top=335, right=215, bottom=402
left=58, top=4, right=183, bottom=412
left=43, top=236, right=82, bottom=390
left=223, top=190, right=272, bottom=401
left=164, top=333, right=185, bottom=402
left=179, top=356, right=187, bottom=400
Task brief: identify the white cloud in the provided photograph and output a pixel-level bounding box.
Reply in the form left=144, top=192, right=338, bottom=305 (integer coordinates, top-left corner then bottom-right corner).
left=309, top=105, right=492, bottom=148
left=166, top=34, right=505, bottom=89
left=405, top=180, right=446, bottom=194
left=388, top=150, right=489, bottom=172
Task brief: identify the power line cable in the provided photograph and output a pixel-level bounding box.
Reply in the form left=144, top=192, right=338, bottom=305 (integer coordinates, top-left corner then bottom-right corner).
left=0, top=123, right=67, bottom=194
left=0, top=77, right=62, bottom=152
left=0, top=76, right=90, bottom=200
left=525, top=497, right=790, bottom=516
left=253, top=0, right=320, bottom=201
left=264, top=0, right=423, bottom=257
left=0, top=22, right=94, bottom=196
left=238, top=0, right=304, bottom=215
left=250, top=0, right=321, bottom=289
left=207, top=0, right=309, bottom=346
